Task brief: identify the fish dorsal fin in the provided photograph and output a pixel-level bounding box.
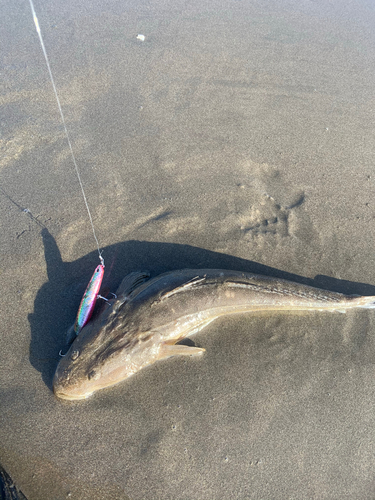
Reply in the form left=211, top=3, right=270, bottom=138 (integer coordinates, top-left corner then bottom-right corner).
left=115, top=271, right=150, bottom=298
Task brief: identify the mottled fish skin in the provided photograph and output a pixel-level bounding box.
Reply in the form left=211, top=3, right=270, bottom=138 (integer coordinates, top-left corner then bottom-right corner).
left=53, top=269, right=375, bottom=400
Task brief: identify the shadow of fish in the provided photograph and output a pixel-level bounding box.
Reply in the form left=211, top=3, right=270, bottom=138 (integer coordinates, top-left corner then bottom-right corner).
left=53, top=269, right=375, bottom=400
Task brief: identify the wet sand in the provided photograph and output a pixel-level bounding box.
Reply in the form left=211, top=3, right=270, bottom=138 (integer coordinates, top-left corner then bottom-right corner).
left=1, top=0, right=375, bottom=498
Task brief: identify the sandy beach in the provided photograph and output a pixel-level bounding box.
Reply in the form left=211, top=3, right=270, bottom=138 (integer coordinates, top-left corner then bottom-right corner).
left=1, top=0, right=375, bottom=498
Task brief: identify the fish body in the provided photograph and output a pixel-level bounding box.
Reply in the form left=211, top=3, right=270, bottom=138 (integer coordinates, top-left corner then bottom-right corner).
left=53, top=269, right=375, bottom=400
left=73, top=264, right=104, bottom=334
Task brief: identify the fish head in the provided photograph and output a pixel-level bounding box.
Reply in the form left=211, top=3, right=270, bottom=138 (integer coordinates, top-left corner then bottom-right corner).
left=53, top=311, right=144, bottom=400
left=53, top=345, right=101, bottom=400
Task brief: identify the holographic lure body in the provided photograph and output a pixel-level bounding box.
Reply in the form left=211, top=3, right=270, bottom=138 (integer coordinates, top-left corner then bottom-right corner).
left=73, top=264, right=104, bottom=335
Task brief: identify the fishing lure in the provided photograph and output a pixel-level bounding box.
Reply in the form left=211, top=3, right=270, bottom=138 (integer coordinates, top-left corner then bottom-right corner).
left=73, top=264, right=105, bottom=335
left=60, top=264, right=106, bottom=356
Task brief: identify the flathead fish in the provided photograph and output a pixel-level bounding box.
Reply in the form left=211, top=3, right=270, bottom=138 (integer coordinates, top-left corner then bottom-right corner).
left=53, top=269, right=375, bottom=400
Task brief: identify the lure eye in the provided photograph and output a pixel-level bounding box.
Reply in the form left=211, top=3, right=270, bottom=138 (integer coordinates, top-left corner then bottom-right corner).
left=71, top=350, right=80, bottom=360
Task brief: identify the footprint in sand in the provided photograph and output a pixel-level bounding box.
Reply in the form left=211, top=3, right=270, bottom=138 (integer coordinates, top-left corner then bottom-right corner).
left=240, top=191, right=305, bottom=239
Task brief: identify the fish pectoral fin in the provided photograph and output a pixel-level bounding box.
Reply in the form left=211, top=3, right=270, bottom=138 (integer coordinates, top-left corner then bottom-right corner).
left=158, top=343, right=206, bottom=360
left=115, top=271, right=150, bottom=298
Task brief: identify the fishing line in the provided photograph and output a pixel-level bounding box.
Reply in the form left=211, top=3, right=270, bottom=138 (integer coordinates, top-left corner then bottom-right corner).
left=0, top=187, right=46, bottom=228
left=28, top=0, right=104, bottom=267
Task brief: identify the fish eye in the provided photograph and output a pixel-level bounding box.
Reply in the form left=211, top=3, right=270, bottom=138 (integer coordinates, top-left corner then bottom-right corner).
left=71, top=350, right=80, bottom=360
left=88, top=370, right=99, bottom=381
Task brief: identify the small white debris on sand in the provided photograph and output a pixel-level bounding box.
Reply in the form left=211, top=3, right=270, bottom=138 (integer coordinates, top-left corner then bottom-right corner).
left=136, top=34, right=145, bottom=41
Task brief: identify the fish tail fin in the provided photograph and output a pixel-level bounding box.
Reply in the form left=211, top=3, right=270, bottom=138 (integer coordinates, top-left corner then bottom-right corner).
left=355, top=295, right=375, bottom=309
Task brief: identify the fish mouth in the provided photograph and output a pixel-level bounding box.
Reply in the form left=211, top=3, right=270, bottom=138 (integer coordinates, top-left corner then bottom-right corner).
left=53, top=387, right=93, bottom=401
left=53, top=365, right=93, bottom=400
left=53, top=384, right=93, bottom=401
